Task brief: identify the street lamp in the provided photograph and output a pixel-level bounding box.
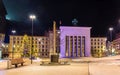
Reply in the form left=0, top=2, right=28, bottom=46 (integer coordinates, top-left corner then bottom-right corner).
left=88, top=61, right=90, bottom=75
left=29, top=14, right=36, bottom=64
left=11, top=30, right=16, bottom=59
left=109, top=27, right=113, bottom=56
left=12, top=30, right=16, bottom=34
left=109, top=27, right=113, bottom=42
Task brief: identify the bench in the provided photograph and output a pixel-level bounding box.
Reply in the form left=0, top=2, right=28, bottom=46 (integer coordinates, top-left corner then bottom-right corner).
left=59, top=61, right=69, bottom=64
left=10, top=58, right=25, bottom=68
left=41, top=61, right=50, bottom=65
left=59, top=59, right=70, bottom=65
left=40, top=59, right=50, bottom=65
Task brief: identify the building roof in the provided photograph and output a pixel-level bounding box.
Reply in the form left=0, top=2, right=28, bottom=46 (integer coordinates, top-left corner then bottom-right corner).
left=60, top=26, right=92, bottom=29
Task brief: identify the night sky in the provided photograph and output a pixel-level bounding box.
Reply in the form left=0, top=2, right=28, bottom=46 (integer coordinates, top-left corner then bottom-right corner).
left=3, top=0, right=120, bottom=37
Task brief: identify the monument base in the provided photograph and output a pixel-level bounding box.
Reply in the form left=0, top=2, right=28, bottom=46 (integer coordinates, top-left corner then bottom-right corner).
left=50, top=55, right=59, bottom=63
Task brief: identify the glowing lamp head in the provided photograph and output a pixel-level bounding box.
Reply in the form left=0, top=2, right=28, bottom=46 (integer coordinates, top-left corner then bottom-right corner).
left=12, top=30, right=16, bottom=34
left=57, top=31, right=60, bottom=34
left=109, top=27, right=113, bottom=31
left=29, top=15, right=36, bottom=19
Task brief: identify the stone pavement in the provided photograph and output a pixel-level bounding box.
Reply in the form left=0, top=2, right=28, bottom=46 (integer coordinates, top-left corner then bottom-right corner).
left=1, top=63, right=88, bottom=75
left=1, top=55, right=120, bottom=75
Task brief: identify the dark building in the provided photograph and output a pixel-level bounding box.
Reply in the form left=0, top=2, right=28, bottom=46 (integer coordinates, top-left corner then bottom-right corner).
left=0, top=0, right=7, bottom=18
left=0, top=0, right=12, bottom=44
left=0, top=0, right=8, bottom=33
left=0, top=0, right=11, bottom=58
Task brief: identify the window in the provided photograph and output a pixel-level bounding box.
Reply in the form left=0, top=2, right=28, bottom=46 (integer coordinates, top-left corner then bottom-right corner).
left=94, top=43, right=96, bottom=45
left=46, top=49, right=47, bottom=52
left=91, top=47, right=93, bottom=49
left=42, top=45, right=44, bottom=48
left=39, top=49, right=41, bottom=52
left=91, top=39, right=93, bottom=41
left=98, top=46, right=99, bottom=48
left=78, top=36, right=81, bottom=38
left=13, top=41, right=15, bottom=44
left=74, top=39, right=77, bottom=41
left=13, top=37, right=16, bottom=40
left=98, top=39, right=99, bottom=41
left=98, top=43, right=99, bottom=45
left=74, top=42, right=77, bottom=45
left=78, top=42, right=81, bottom=45
left=101, top=42, right=103, bottom=45
left=91, top=43, right=93, bottom=45
left=78, top=39, right=81, bottom=41
left=94, top=39, right=96, bottom=41
left=17, top=37, right=19, bottom=40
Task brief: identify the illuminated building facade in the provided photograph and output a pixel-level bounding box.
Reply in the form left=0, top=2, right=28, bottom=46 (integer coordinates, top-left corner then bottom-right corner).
left=0, top=34, right=9, bottom=58
left=0, top=33, right=5, bottom=59
left=110, top=33, right=120, bottom=55
left=0, top=33, right=5, bottom=47
left=8, top=35, right=49, bottom=58
left=91, top=37, right=107, bottom=57
left=60, top=26, right=91, bottom=58
left=112, top=38, right=120, bottom=55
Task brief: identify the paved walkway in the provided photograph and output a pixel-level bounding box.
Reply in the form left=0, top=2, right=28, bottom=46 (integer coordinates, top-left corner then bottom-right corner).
left=1, top=63, right=88, bottom=75
left=1, top=55, right=120, bottom=75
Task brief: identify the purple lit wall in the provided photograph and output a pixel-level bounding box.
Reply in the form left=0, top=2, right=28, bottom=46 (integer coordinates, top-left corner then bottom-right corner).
left=60, top=26, right=91, bottom=58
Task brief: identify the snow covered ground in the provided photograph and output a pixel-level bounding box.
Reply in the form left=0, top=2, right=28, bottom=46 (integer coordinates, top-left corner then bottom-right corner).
left=1, top=55, right=120, bottom=75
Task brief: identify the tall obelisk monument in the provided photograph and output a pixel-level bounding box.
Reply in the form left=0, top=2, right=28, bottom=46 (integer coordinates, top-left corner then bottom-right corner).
left=53, top=21, right=57, bottom=55
left=50, top=21, right=59, bottom=63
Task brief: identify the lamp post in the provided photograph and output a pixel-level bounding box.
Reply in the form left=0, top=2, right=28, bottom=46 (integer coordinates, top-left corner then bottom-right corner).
left=11, top=30, right=16, bottom=59
left=88, top=61, right=90, bottom=75
left=29, top=14, right=36, bottom=64
left=109, top=27, right=113, bottom=55
left=109, top=27, right=113, bottom=42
